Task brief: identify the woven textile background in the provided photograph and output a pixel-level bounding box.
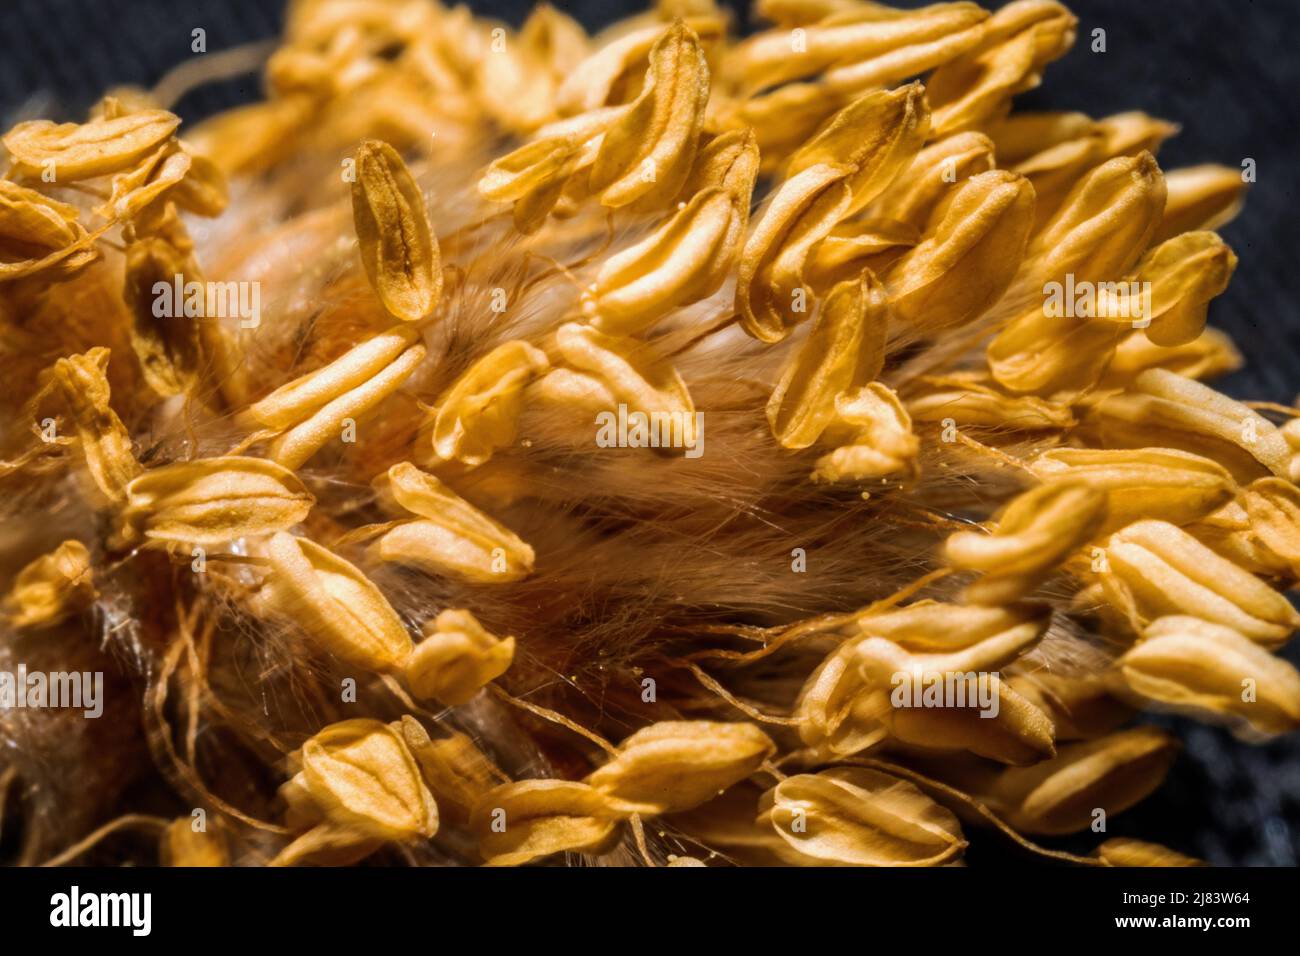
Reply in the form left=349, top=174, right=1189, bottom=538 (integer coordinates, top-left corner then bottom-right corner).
left=2, top=0, right=1298, bottom=865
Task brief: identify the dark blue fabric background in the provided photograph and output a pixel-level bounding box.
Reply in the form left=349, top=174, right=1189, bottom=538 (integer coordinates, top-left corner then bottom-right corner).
left=2, top=0, right=1298, bottom=865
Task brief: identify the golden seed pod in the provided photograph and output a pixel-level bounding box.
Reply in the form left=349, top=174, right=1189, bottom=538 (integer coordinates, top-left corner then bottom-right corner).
left=0, top=179, right=99, bottom=280
left=884, top=169, right=1035, bottom=332
left=1127, top=231, right=1237, bottom=348
left=734, top=1, right=989, bottom=93
left=2, top=110, right=181, bottom=180
left=725, top=83, right=846, bottom=175
left=736, top=162, right=854, bottom=343
left=95, top=141, right=192, bottom=223
left=432, top=340, right=550, bottom=467
left=926, top=0, right=1077, bottom=135
left=371, top=462, right=535, bottom=581
left=351, top=139, right=442, bottom=322
left=767, top=270, right=889, bottom=449
left=806, top=218, right=919, bottom=289
left=297, top=719, right=439, bottom=842
left=405, top=609, right=516, bottom=705
left=758, top=767, right=966, bottom=867
left=585, top=721, right=777, bottom=813
left=867, top=130, right=996, bottom=229
left=787, top=83, right=930, bottom=217
left=470, top=780, right=637, bottom=866
left=985, top=110, right=1095, bottom=165
left=1101, top=326, right=1243, bottom=389
left=1154, top=164, right=1247, bottom=244
left=1116, top=616, right=1300, bottom=735
left=1096, top=110, right=1179, bottom=159
left=535, top=323, right=696, bottom=438
left=246, top=327, right=422, bottom=430
left=475, top=5, right=588, bottom=133
left=588, top=21, right=711, bottom=210
left=398, top=716, right=508, bottom=823
left=1100, top=520, right=1299, bottom=646
left=1027, top=447, right=1235, bottom=535
left=811, top=382, right=919, bottom=483
left=585, top=188, right=746, bottom=335
left=1242, top=477, right=1300, bottom=575
left=1086, top=369, right=1291, bottom=483
left=1026, top=151, right=1166, bottom=286
left=2, top=540, right=95, bottom=628
left=945, top=480, right=1106, bottom=604
left=121, top=456, right=313, bottom=546
left=478, top=131, right=594, bottom=234
left=1092, top=838, right=1204, bottom=868
left=49, top=347, right=142, bottom=507
left=159, top=818, right=228, bottom=867
left=1006, top=672, right=1132, bottom=741
left=261, top=532, right=414, bottom=672
left=977, top=727, right=1179, bottom=836
left=907, top=377, right=1075, bottom=430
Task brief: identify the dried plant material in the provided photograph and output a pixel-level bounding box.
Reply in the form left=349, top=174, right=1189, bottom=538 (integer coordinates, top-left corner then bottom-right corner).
left=767, top=271, right=888, bottom=449
left=1242, top=478, right=1300, bottom=575
left=1102, top=326, right=1243, bottom=388
left=261, top=532, right=414, bottom=672
left=3, top=540, right=95, bottom=628
left=405, top=609, right=516, bottom=705
left=471, top=780, right=635, bottom=866
left=588, top=21, right=710, bottom=210
left=49, top=348, right=142, bottom=506
left=797, top=601, right=1053, bottom=761
left=266, top=340, right=427, bottom=470
left=95, top=142, right=192, bottom=223
left=973, top=727, right=1178, bottom=836
left=945, top=481, right=1105, bottom=603
left=1093, top=838, right=1204, bottom=868
left=884, top=169, right=1034, bottom=331
left=535, top=323, right=696, bottom=438
left=868, top=131, right=996, bottom=229
left=1154, top=165, right=1247, bottom=244
left=584, top=188, right=747, bottom=335
left=1127, top=231, right=1237, bottom=348
left=246, top=328, right=422, bottom=430
left=2, top=110, right=181, bottom=181
left=372, top=462, right=535, bottom=581
left=0, top=180, right=93, bottom=280
left=1007, top=672, right=1131, bottom=741
left=585, top=721, right=776, bottom=813
left=1086, top=369, right=1291, bottom=482
left=294, top=719, right=438, bottom=842
left=159, top=819, right=228, bottom=867
left=1100, top=520, right=1300, bottom=646
left=806, top=218, right=919, bottom=288
left=787, top=84, right=930, bottom=217
left=1027, top=447, right=1235, bottom=535
left=759, top=767, right=965, bottom=866
left=431, top=341, right=550, bottom=466
left=1, top=0, right=1293, bottom=871
left=120, top=456, right=313, bottom=546
left=476, top=5, right=588, bottom=132
left=725, top=83, right=846, bottom=175
left=479, top=130, right=598, bottom=233
left=1115, top=616, right=1300, bottom=735
left=926, top=0, right=1076, bottom=134
left=736, top=162, right=854, bottom=342
left=399, top=717, right=508, bottom=823
left=907, top=377, right=1074, bottom=430
left=555, top=16, right=724, bottom=115
left=812, top=382, right=919, bottom=482
left=732, top=2, right=989, bottom=92
left=1024, top=152, right=1167, bottom=286
left=122, top=236, right=205, bottom=397
left=351, top=140, right=442, bottom=322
